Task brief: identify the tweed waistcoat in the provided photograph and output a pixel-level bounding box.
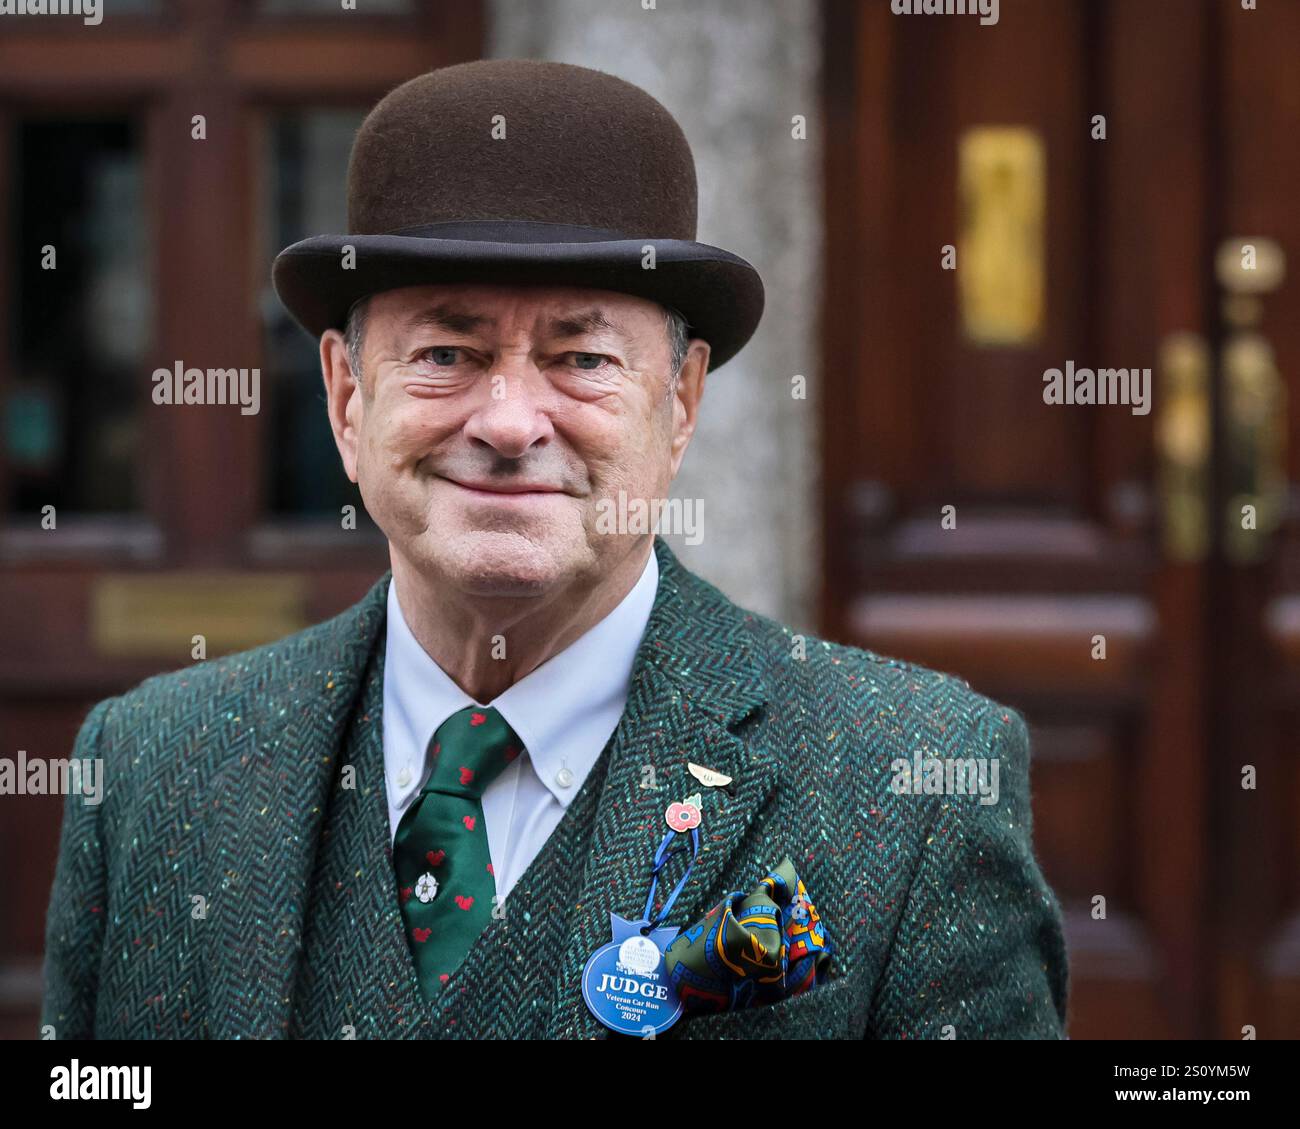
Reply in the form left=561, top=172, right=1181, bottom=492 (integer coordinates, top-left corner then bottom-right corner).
left=287, top=625, right=614, bottom=1038
left=41, top=536, right=1068, bottom=1039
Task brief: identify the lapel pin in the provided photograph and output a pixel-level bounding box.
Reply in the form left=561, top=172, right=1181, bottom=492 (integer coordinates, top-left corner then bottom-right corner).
left=665, top=792, right=703, bottom=833
left=414, top=873, right=439, bottom=903
left=688, top=761, right=735, bottom=796
left=688, top=762, right=732, bottom=788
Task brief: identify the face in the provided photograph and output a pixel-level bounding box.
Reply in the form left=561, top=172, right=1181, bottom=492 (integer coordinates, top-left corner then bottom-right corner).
left=319, top=283, right=709, bottom=597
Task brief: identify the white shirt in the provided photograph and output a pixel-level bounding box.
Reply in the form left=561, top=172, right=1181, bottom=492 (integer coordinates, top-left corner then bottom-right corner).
left=382, top=547, right=659, bottom=904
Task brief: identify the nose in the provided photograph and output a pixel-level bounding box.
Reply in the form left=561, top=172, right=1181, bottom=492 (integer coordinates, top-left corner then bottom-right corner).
left=461, top=368, right=554, bottom=459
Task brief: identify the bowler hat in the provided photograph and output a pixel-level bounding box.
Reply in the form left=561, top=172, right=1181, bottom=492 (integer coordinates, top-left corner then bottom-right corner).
left=272, top=59, right=765, bottom=371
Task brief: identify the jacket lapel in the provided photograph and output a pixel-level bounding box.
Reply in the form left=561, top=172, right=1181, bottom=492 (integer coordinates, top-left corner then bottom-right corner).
left=206, top=576, right=390, bottom=1039
left=545, top=538, right=777, bottom=1038
left=202, top=537, right=776, bottom=1039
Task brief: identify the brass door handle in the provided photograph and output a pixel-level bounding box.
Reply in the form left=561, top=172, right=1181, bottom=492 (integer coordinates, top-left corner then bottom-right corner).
left=1217, top=238, right=1288, bottom=564
left=1157, top=332, right=1212, bottom=563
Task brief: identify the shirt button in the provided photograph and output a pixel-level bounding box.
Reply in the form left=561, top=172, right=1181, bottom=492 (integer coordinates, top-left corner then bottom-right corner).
left=555, top=767, right=575, bottom=789
left=396, top=767, right=412, bottom=788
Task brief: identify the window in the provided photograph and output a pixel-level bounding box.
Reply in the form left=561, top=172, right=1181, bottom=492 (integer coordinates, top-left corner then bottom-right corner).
left=5, top=118, right=150, bottom=515
left=260, top=108, right=368, bottom=517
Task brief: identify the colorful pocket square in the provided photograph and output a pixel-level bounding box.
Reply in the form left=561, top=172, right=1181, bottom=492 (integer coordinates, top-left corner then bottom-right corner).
left=664, top=857, right=833, bottom=1014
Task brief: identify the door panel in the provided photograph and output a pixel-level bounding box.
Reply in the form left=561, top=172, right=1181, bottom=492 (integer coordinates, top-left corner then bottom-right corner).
left=822, top=0, right=1255, bottom=1038
left=1216, top=0, right=1300, bottom=1040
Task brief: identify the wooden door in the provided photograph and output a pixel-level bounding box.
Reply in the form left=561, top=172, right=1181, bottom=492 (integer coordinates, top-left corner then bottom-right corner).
left=0, top=0, right=483, bottom=1039
left=823, top=0, right=1300, bottom=1038
left=1212, top=0, right=1300, bottom=1042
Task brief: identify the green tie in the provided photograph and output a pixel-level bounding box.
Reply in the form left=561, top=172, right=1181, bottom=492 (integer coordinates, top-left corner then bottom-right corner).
left=393, top=705, right=521, bottom=1000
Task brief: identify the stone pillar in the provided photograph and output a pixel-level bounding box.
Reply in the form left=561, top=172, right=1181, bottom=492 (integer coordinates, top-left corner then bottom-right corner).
left=489, top=0, right=822, bottom=629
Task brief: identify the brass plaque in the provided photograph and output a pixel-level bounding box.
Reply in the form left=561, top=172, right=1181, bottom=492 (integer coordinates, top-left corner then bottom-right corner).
left=92, top=573, right=309, bottom=658
left=958, top=126, right=1046, bottom=345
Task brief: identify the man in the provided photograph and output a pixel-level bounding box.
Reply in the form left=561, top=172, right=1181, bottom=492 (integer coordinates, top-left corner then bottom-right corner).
left=41, top=59, right=1067, bottom=1039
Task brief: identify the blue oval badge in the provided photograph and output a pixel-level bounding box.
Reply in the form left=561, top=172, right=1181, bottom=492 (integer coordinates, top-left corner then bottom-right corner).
left=581, top=914, right=682, bottom=1037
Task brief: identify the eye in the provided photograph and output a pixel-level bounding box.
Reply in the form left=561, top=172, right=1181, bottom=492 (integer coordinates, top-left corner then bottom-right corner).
left=419, top=346, right=464, bottom=367
left=567, top=352, right=611, bottom=371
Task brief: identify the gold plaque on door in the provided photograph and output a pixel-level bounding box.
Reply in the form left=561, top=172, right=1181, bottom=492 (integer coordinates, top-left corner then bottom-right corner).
left=92, top=573, right=308, bottom=658
left=958, top=127, right=1046, bottom=346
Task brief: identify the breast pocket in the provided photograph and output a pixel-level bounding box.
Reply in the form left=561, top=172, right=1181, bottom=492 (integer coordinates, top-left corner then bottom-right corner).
left=668, top=974, right=863, bottom=1041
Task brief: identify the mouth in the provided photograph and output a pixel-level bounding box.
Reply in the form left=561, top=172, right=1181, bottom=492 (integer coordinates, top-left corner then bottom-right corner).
left=441, top=475, right=567, bottom=502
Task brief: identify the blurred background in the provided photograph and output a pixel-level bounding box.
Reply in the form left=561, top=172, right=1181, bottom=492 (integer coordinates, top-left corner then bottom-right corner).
left=2, top=0, right=1298, bottom=1039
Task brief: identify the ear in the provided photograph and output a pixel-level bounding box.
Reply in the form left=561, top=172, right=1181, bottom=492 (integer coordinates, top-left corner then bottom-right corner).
left=668, top=339, right=710, bottom=479
left=320, top=328, right=362, bottom=483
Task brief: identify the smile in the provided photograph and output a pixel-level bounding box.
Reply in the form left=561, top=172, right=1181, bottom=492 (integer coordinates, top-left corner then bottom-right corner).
left=443, top=477, right=567, bottom=502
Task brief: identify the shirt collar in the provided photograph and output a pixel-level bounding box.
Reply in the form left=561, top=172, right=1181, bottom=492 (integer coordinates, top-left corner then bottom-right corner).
left=383, top=546, right=659, bottom=810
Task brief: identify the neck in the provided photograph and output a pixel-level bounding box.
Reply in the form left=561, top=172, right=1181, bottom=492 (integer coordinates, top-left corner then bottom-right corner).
left=389, top=538, right=654, bottom=703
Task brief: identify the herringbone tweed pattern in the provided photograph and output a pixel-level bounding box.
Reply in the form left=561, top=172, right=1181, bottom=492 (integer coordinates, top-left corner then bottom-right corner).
left=41, top=537, right=1068, bottom=1039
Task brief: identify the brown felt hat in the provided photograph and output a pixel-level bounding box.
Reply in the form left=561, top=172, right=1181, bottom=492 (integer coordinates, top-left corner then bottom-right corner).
left=272, top=59, right=764, bottom=371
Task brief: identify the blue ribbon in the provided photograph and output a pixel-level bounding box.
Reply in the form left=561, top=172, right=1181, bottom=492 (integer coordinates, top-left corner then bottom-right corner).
left=640, top=827, right=700, bottom=932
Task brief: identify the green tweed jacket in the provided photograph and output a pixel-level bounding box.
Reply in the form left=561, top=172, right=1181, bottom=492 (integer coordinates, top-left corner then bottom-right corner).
left=41, top=537, right=1068, bottom=1039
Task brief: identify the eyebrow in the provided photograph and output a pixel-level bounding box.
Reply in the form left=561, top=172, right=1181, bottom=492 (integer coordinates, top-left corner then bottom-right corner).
left=544, top=308, right=624, bottom=340
left=399, top=305, right=490, bottom=337
left=398, top=304, right=627, bottom=342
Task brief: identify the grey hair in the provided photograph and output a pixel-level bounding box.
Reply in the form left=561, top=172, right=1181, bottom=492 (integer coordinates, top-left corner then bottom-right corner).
left=343, top=296, right=369, bottom=386
left=663, top=304, right=691, bottom=392
left=342, top=294, right=691, bottom=390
